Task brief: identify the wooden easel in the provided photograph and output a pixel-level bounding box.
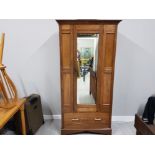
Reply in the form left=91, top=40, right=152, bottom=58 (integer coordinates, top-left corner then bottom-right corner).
left=0, top=33, right=17, bottom=109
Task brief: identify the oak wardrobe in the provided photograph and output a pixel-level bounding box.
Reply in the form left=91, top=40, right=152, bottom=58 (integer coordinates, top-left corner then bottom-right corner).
left=57, top=20, right=121, bottom=134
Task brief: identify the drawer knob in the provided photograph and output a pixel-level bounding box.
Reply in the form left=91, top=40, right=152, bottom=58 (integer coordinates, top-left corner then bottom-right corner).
left=94, top=118, right=102, bottom=121
left=72, top=118, right=79, bottom=121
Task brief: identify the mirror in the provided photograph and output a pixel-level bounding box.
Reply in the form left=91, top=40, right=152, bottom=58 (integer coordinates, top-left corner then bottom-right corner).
left=77, top=33, right=99, bottom=105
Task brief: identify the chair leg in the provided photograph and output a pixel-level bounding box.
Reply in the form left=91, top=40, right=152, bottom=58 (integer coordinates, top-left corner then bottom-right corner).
left=20, top=105, right=26, bottom=135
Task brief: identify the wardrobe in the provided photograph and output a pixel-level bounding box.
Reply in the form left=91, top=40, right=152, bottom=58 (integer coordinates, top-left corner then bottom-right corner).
left=57, top=20, right=121, bottom=134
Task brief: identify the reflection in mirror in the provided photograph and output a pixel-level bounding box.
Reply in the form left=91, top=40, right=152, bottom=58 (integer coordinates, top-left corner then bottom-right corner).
left=77, top=33, right=99, bottom=105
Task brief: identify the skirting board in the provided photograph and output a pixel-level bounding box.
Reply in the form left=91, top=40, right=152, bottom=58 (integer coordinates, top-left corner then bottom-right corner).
left=43, top=115, right=134, bottom=122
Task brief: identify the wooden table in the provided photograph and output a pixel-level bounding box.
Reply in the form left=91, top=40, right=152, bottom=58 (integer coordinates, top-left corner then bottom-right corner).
left=0, top=99, right=26, bottom=135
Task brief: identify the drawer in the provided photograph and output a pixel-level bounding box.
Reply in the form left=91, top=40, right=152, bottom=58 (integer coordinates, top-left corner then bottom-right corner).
left=64, top=113, right=110, bottom=129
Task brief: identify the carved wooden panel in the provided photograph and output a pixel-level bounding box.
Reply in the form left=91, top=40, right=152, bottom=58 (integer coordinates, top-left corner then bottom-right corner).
left=60, top=25, right=74, bottom=113
left=62, top=72, right=73, bottom=113
left=104, top=33, right=115, bottom=67
left=103, top=25, right=116, bottom=68
left=99, top=25, right=117, bottom=113
left=75, top=25, right=101, bottom=31
left=103, top=73, right=112, bottom=104
left=61, top=25, right=71, bottom=30
left=61, top=33, right=72, bottom=70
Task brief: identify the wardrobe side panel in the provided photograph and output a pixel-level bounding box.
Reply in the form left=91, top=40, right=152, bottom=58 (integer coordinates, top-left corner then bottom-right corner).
left=101, top=25, right=117, bottom=115
left=60, top=25, right=74, bottom=113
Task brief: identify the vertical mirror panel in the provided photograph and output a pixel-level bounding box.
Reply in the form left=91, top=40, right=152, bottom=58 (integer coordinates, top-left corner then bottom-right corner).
left=77, top=33, right=99, bottom=105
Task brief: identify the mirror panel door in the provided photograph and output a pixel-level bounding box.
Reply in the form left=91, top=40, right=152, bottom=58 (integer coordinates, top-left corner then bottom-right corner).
left=76, top=33, right=99, bottom=105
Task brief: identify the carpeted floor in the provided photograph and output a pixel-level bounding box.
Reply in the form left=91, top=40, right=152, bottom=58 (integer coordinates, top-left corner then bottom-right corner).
left=37, top=120, right=136, bottom=135
left=4, top=119, right=136, bottom=135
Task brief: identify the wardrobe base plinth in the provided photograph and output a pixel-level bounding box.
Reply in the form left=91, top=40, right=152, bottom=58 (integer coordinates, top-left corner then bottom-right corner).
left=61, top=128, right=112, bottom=135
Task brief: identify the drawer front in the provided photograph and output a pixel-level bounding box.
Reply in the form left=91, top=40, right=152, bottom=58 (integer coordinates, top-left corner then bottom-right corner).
left=64, top=113, right=110, bottom=129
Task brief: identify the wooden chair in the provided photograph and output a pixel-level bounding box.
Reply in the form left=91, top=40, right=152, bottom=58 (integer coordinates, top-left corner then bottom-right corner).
left=0, top=33, right=26, bottom=134
left=0, top=33, right=18, bottom=109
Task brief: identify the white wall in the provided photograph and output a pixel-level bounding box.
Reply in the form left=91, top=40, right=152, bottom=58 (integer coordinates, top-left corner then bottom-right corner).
left=113, top=19, right=155, bottom=116
left=0, top=19, right=60, bottom=115
left=1, top=19, right=155, bottom=116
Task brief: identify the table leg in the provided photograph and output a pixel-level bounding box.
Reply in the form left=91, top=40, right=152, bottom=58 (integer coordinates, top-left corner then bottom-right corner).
left=20, top=105, right=26, bottom=135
